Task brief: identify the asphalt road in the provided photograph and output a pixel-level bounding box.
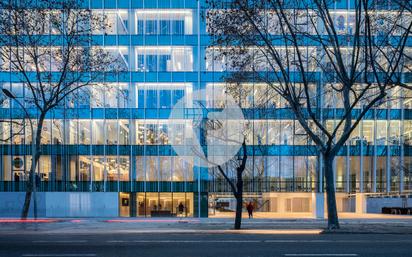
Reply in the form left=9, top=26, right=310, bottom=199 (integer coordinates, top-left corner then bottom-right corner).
left=0, top=232, right=411, bottom=257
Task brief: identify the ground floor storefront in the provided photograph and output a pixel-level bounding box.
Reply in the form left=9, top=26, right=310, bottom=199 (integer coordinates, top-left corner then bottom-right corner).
left=0, top=192, right=208, bottom=218
left=0, top=191, right=410, bottom=218
left=208, top=192, right=356, bottom=217
left=119, top=192, right=195, bottom=217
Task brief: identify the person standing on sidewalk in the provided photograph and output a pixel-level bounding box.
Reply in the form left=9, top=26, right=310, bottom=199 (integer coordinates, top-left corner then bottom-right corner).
left=178, top=202, right=185, bottom=217
left=246, top=202, right=254, bottom=219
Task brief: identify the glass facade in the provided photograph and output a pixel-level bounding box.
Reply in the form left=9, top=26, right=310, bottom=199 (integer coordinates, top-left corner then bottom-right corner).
left=0, top=0, right=411, bottom=217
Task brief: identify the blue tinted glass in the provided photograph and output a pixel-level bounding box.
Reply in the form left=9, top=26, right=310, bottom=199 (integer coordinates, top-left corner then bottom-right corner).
left=159, top=20, right=170, bottom=34
left=138, top=89, right=145, bottom=108
left=146, top=90, right=157, bottom=108
left=118, top=89, right=129, bottom=108
left=159, top=90, right=171, bottom=108
left=146, top=55, right=158, bottom=72
left=137, top=20, right=144, bottom=34
left=158, top=55, right=171, bottom=71
left=78, top=90, right=91, bottom=108
left=78, top=100, right=90, bottom=109
left=145, top=20, right=157, bottom=35
left=137, top=55, right=145, bottom=71
left=120, top=54, right=129, bottom=68
left=172, top=20, right=184, bottom=35
left=173, top=90, right=184, bottom=105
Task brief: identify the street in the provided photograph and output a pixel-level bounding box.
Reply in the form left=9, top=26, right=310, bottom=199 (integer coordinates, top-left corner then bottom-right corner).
left=0, top=218, right=412, bottom=257
left=0, top=232, right=411, bottom=257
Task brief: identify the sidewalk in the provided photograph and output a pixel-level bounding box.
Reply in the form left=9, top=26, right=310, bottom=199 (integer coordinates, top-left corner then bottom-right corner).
left=209, top=211, right=412, bottom=220
left=0, top=215, right=412, bottom=234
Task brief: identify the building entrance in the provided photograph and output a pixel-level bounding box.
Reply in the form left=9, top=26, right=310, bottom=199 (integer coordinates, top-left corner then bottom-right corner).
left=135, top=192, right=193, bottom=217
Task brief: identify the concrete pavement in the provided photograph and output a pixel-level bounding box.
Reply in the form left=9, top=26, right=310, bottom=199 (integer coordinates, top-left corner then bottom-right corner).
left=0, top=231, right=411, bottom=257
left=0, top=216, right=412, bottom=234
left=209, top=211, right=412, bottom=219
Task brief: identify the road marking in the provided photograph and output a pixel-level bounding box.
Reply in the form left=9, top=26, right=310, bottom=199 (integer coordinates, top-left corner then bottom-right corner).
left=107, top=240, right=261, bottom=243
left=284, top=254, right=358, bottom=257
left=265, top=240, right=333, bottom=243
left=32, top=240, right=88, bottom=243
left=268, top=239, right=412, bottom=243
left=22, top=254, right=96, bottom=257
left=103, top=239, right=412, bottom=244
left=231, top=229, right=323, bottom=235
left=22, top=238, right=412, bottom=244
left=106, top=240, right=353, bottom=244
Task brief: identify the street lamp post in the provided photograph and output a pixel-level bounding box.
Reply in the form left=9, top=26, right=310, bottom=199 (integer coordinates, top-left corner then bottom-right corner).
left=2, top=88, right=37, bottom=219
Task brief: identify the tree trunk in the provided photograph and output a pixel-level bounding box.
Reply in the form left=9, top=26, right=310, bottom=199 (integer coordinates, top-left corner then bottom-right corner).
left=234, top=193, right=243, bottom=230
left=21, top=114, right=45, bottom=219
left=21, top=190, right=32, bottom=219
left=234, top=171, right=244, bottom=230
left=324, top=156, right=340, bottom=229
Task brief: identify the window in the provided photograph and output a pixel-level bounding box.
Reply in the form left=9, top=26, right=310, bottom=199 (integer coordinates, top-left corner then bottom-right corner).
left=137, top=20, right=144, bottom=34
left=136, top=83, right=191, bottom=109
left=146, top=55, right=158, bottom=72
left=89, top=156, right=129, bottom=182
left=160, top=20, right=170, bottom=34
left=145, top=20, right=157, bottom=34
left=136, top=156, right=193, bottom=182
left=376, top=121, right=387, bottom=145
left=158, top=55, right=171, bottom=71
left=335, top=157, right=347, bottom=191
left=135, top=9, right=193, bottom=35
left=205, top=47, right=317, bottom=72
left=146, top=89, right=157, bottom=108
left=146, top=156, right=158, bottom=181
left=70, top=120, right=91, bottom=145
left=98, top=120, right=129, bottom=145
left=171, top=20, right=184, bottom=34
left=159, top=90, right=172, bottom=108
left=136, top=47, right=192, bottom=72
left=92, top=156, right=105, bottom=182
left=93, top=11, right=129, bottom=35
left=91, top=83, right=129, bottom=108
left=136, top=120, right=191, bottom=146
left=92, top=120, right=105, bottom=145
left=403, top=84, right=412, bottom=109
left=404, top=121, right=412, bottom=145
left=362, top=120, right=374, bottom=145
left=70, top=156, right=90, bottom=182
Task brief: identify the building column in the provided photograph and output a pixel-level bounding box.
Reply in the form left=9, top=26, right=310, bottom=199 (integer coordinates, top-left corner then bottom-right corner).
left=130, top=193, right=137, bottom=217
left=312, top=192, right=324, bottom=219
left=400, top=85, right=405, bottom=193
left=355, top=193, right=367, bottom=214
left=360, top=120, right=364, bottom=193
left=372, top=109, right=377, bottom=193
left=386, top=100, right=391, bottom=193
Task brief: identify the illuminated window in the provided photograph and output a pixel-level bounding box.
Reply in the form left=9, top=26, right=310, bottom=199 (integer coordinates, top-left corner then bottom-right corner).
left=136, top=46, right=193, bottom=72
left=93, top=10, right=129, bottom=35
left=135, top=9, right=193, bottom=35
left=136, top=83, right=191, bottom=109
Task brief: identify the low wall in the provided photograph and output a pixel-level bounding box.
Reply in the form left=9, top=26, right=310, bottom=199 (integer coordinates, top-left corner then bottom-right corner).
left=0, top=192, right=119, bottom=217
left=0, top=192, right=46, bottom=217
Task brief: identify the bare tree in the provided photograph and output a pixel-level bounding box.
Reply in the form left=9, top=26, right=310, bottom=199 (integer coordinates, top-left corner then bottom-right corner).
left=206, top=0, right=412, bottom=229
left=215, top=140, right=247, bottom=230
left=0, top=0, right=122, bottom=219
left=185, top=93, right=248, bottom=229
left=207, top=87, right=283, bottom=229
